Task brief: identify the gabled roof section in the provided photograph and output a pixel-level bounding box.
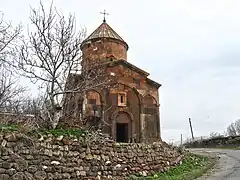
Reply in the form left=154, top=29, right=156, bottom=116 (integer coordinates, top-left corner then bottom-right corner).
left=107, top=59, right=149, bottom=76
left=81, top=22, right=128, bottom=49
left=106, top=59, right=162, bottom=88
left=146, top=78, right=162, bottom=88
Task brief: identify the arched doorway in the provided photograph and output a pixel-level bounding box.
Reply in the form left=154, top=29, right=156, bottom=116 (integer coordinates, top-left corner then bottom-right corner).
left=113, top=112, right=132, bottom=142
left=142, top=94, right=159, bottom=141
left=85, top=90, right=103, bottom=129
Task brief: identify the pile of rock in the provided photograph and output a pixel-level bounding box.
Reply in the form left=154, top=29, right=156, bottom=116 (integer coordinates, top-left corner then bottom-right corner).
left=0, top=131, right=183, bottom=179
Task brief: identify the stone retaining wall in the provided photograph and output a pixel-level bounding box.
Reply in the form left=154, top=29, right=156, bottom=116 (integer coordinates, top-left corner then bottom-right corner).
left=184, top=135, right=240, bottom=149
left=0, top=131, right=183, bottom=179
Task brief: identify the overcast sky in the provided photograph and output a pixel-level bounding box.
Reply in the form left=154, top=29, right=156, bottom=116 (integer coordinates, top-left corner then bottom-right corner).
left=2, top=0, right=240, bottom=143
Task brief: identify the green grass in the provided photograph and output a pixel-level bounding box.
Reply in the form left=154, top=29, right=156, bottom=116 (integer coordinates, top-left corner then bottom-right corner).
left=42, top=128, right=85, bottom=137
left=0, top=123, right=86, bottom=138
left=0, top=124, right=19, bottom=131
left=129, top=153, right=216, bottom=180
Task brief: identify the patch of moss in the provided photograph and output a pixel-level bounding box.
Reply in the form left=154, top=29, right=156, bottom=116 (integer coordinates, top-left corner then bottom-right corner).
left=0, top=124, right=86, bottom=139
left=0, top=124, right=19, bottom=131
left=41, top=128, right=85, bottom=137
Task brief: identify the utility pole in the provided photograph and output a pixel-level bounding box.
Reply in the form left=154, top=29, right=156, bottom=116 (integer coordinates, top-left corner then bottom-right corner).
left=180, top=134, right=183, bottom=146
left=189, top=118, right=194, bottom=141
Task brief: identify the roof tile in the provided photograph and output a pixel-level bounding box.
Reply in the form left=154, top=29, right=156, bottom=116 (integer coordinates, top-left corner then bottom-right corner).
left=82, top=22, right=127, bottom=46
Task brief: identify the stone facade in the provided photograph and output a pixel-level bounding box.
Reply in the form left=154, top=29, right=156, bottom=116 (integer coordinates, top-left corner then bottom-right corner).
left=81, top=38, right=128, bottom=67
left=63, top=20, right=161, bottom=143
left=0, top=131, right=183, bottom=179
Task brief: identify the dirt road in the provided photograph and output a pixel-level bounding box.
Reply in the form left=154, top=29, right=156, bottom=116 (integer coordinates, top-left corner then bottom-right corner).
left=190, top=148, right=240, bottom=180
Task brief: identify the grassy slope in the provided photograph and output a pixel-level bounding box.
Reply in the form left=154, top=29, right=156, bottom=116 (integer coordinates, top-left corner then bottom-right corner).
left=130, top=153, right=216, bottom=180
left=0, top=123, right=85, bottom=136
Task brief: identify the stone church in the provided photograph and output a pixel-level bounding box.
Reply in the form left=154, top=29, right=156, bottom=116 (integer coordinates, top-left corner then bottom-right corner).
left=62, top=17, right=161, bottom=143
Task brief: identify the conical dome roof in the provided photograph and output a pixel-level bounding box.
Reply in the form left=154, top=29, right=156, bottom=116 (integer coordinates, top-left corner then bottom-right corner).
left=81, top=22, right=128, bottom=50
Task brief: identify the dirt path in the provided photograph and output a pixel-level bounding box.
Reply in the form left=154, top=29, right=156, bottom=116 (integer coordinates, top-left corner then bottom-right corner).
left=189, top=148, right=240, bottom=180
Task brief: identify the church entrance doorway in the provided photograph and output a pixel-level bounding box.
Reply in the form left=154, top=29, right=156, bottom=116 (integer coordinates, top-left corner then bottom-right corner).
left=116, top=123, right=128, bottom=142
left=113, top=111, right=132, bottom=143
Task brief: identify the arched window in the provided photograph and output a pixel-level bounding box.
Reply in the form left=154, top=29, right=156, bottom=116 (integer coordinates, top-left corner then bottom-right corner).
left=87, top=91, right=101, bottom=105
left=143, top=95, right=157, bottom=114
left=86, top=90, right=102, bottom=118
left=142, top=94, right=159, bottom=139
left=107, top=54, right=116, bottom=61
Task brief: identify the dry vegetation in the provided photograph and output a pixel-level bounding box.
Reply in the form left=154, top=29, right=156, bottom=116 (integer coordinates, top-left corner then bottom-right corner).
left=0, top=1, right=111, bottom=130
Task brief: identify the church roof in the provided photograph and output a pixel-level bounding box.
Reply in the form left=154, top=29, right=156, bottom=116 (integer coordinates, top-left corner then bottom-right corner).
left=106, top=59, right=162, bottom=88
left=81, top=22, right=128, bottom=49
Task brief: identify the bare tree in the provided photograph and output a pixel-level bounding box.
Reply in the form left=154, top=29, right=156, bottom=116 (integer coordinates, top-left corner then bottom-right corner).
left=0, top=12, right=21, bottom=66
left=0, top=12, right=23, bottom=113
left=17, top=95, right=51, bottom=128
left=20, top=96, right=41, bottom=115
left=15, top=2, right=85, bottom=128
left=17, top=2, right=112, bottom=129
left=235, top=119, right=240, bottom=135
left=0, top=67, right=26, bottom=112
left=227, top=122, right=237, bottom=136
left=209, top=132, right=222, bottom=138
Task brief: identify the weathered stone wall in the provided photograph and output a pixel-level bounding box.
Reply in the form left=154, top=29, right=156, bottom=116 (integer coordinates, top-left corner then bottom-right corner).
left=62, top=61, right=161, bottom=143
left=184, top=135, right=240, bottom=148
left=81, top=38, right=128, bottom=67
left=0, top=132, right=183, bottom=179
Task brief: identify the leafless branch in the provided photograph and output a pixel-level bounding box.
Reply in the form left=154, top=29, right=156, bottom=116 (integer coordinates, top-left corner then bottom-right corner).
left=0, top=13, right=23, bottom=114
left=0, top=12, right=22, bottom=66
left=227, top=122, right=238, bottom=136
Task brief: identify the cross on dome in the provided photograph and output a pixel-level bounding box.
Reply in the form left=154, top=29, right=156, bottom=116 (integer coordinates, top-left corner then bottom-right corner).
left=100, top=10, right=109, bottom=23
left=80, top=11, right=128, bottom=50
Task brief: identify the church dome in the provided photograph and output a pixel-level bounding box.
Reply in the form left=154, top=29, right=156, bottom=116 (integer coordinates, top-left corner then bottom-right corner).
left=81, top=20, right=129, bottom=64
left=80, top=22, right=128, bottom=50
